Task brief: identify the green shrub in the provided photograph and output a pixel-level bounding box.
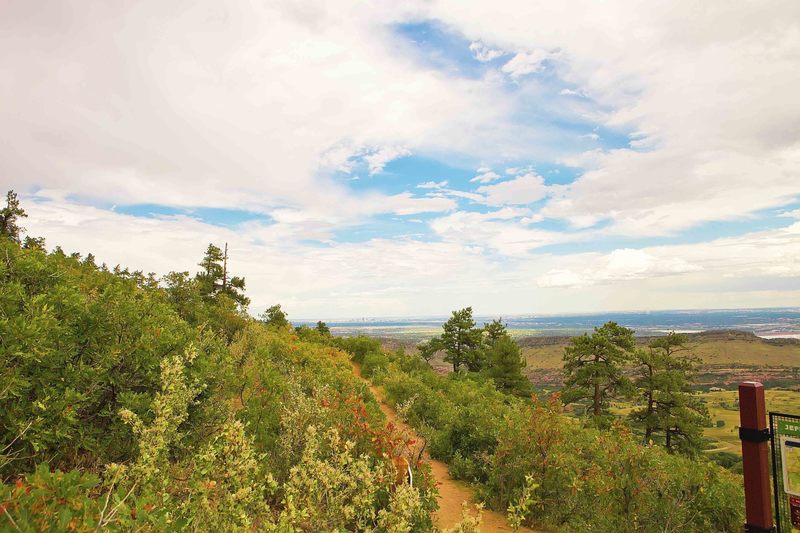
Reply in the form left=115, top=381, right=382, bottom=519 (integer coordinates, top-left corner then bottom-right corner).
left=334, top=335, right=381, bottom=364
left=361, top=351, right=389, bottom=378
left=279, top=425, right=434, bottom=532
left=709, top=450, right=743, bottom=473
left=0, top=463, right=103, bottom=531
left=0, top=241, right=230, bottom=474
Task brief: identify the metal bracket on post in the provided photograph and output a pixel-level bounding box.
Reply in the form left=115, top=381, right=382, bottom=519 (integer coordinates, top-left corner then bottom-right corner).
left=740, top=427, right=772, bottom=443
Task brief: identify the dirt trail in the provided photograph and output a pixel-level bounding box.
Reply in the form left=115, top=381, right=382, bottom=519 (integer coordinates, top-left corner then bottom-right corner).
left=351, top=363, right=537, bottom=533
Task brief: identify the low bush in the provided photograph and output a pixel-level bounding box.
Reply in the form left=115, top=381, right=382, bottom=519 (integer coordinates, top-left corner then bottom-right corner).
left=362, top=351, right=390, bottom=378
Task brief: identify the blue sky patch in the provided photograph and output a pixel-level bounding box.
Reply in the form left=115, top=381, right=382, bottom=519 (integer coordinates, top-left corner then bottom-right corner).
left=113, top=204, right=272, bottom=228
left=392, top=21, right=504, bottom=79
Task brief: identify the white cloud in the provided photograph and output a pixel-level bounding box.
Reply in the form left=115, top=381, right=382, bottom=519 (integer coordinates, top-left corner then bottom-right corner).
left=4, top=1, right=800, bottom=315
left=538, top=248, right=701, bottom=288
left=8, top=1, right=795, bottom=242
left=417, top=180, right=448, bottom=189
left=470, top=171, right=501, bottom=183
left=417, top=1, right=800, bottom=236
left=779, top=209, right=800, bottom=219
left=520, top=214, right=544, bottom=224
left=437, top=189, right=486, bottom=203
left=18, top=195, right=533, bottom=316
left=382, top=192, right=457, bottom=215
left=536, top=270, right=591, bottom=289
left=319, top=144, right=360, bottom=174
left=364, top=146, right=411, bottom=175
left=559, top=88, right=586, bottom=97
left=19, top=195, right=800, bottom=316
left=504, top=166, right=536, bottom=176
left=430, top=209, right=558, bottom=255
left=0, top=1, right=509, bottom=223
left=537, top=222, right=800, bottom=293
left=469, top=41, right=505, bottom=62
left=501, top=50, right=550, bottom=78
left=476, top=172, right=548, bottom=206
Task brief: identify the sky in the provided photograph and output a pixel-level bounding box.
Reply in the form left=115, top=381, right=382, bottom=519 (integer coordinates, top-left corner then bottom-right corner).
left=2, top=1, right=799, bottom=319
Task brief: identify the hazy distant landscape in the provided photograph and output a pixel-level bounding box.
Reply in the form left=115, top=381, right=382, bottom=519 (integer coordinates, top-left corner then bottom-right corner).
left=356, top=321, right=799, bottom=466
left=298, top=307, right=800, bottom=341
left=320, top=310, right=800, bottom=463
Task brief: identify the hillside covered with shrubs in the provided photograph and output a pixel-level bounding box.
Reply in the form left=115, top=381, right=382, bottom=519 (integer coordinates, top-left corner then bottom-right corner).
left=337, top=336, right=743, bottom=532
left=0, top=194, right=441, bottom=531
left=1, top=191, right=743, bottom=531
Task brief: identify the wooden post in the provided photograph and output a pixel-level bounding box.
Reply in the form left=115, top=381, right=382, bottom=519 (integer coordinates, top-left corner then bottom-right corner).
left=739, top=381, right=776, bottom=532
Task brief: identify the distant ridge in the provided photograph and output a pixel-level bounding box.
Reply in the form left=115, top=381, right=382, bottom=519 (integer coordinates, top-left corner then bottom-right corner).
left=517, top=329, right=800, bottom=347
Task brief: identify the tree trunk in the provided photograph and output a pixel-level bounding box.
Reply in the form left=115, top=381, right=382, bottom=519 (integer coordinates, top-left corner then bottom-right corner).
left=593, top=353, right=601, bottom=417
left=644, top=364, right=654, bottom=440
left=593, top=383, right=601, bottom=417
left=222, top=242, right=229, bottom=290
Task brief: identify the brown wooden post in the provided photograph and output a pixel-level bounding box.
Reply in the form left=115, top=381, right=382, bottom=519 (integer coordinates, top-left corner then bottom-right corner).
left=739, top=381, right=776, bottom=532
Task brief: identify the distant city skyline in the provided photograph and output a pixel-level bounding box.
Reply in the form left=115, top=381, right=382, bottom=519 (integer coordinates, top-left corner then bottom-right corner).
left=3, top=1, right=799, bottom=317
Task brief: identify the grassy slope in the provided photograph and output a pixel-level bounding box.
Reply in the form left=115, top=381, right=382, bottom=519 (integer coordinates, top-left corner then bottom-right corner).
left=518, top=331, right=800, bottom=456
left=703, top=389, right=800, bottom=454
left=523, top=334, right=800, bottom=370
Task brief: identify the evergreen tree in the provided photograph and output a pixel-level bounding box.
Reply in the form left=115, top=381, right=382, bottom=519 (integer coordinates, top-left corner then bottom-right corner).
left=196, top=243, right=249, bottom=308
left=440, top=307, right=483, bottom=372
left=562, top=321, right=635, bottom=419
left=316, top=321, right=331, bottom=336
left=485, top=335, right=532, bottom=397
left=483, top=318, right=508, bottom=347
left=630, top=332, right=710, bottom=455
left=197, top=244, right=225, bottom=295
left=0, top=190, right=27, bottom=243
left=83, top=253, right=96, bottom=267
left=417, top=338, right=442, bottom=365
left=261, top=304, right=289, bottom=328
left=22, top=235, right=45, bottom=251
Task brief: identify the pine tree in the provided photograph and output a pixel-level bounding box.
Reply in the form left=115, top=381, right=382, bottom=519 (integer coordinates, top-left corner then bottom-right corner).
left=483, top=318, right=508, bottom=347
left=562, top=321, right=635, bottom=419
left=0, top=190, right=27, bottom=243
left=417, top=338, right=441, bottom=365
left=261, top=304, right=289, bottom=328
left=197, top=243, right=225, bottom=296
left=440, top=307, right=483, bottom=372
left=196, top=243, right=249, bottom=307
left=22, top=236, right=45, bottom=250
left=316, top=321, right=330, bottom=336
left=630, top=332, right=710, bottom=455
left=485, top=335, right=532, bottom=396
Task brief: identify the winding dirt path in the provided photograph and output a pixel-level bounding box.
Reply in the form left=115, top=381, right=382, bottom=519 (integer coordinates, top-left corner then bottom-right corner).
left=351, top=363, right=537, bottom=532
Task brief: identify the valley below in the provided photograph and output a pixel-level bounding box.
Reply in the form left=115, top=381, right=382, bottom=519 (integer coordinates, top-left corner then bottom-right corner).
left=379, top=329, right=800, bottom=458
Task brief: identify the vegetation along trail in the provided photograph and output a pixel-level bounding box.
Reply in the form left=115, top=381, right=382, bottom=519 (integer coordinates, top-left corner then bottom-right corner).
left=350, top=361, right=538, bottom=533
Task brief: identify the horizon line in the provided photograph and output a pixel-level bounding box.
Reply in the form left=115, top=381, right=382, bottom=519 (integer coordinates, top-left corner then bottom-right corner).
left=289, top=305, right=800, bottom=323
